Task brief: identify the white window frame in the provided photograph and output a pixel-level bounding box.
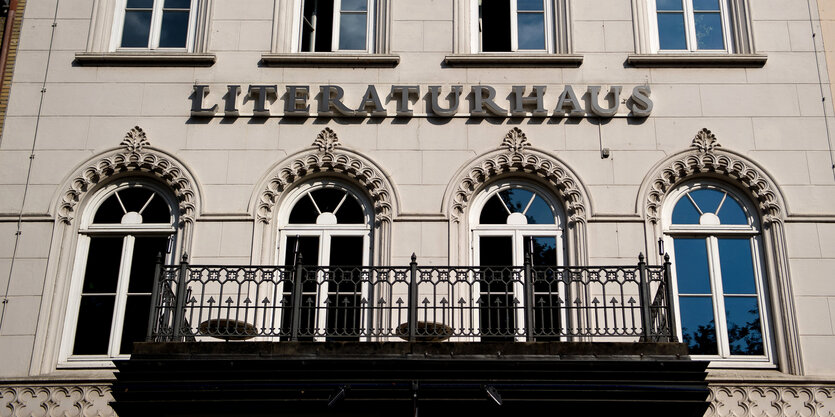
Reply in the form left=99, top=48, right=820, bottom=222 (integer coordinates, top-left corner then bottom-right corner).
left=59, top=181, right=178, bottom=367
left=662, top=181, right=775, bottom=368
left=469, top=181, right=566, bottom=341
left=110, top=0, right=200, bottom=52
left=472, top=0, right=556, bottom=53
left=293, top=0, right=376, bottom=53
left=276, top=180, right=373, bottom=341
left=647, top=0, right=733, bottom=53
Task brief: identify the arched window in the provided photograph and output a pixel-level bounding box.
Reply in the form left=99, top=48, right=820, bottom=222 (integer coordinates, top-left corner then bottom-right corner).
left=277, top=180, right=372, bottom=340
left=663, top=182, right=773, bottom=365
left=62, top=180, right=178, bottom=362
left=470, top=181, right=565, bottom=340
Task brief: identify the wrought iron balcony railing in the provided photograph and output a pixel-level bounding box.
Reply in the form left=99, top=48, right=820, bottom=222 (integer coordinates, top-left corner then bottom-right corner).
left=146, top=254, right=677, bottom=343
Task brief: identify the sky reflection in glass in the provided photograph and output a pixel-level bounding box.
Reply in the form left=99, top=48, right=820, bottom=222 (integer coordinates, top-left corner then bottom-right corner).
left=517, top=12, right=546, bottom=50
left=673, top=238, right=711, bottom=294
left=339, top=13, right=367, bottom=50
left=724, top=296, right=764, bottom=355
left=679, top=296, right=718, bottom=355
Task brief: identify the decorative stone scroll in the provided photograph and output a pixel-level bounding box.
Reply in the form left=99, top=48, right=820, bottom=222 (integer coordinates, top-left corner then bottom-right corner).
left=0, top=384, right=115, bottom=417
left=256, top=129, right=395, bottom=224
left=57, top=126, right=198, bottom=225
left=450, top=128, right=587, bottom=224
left=706, top=384, right=835, bottom=417
left=645, top=128, right=782, bottom=224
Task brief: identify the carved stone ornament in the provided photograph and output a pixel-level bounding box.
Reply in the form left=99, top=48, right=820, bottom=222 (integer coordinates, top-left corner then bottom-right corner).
left=692, top=128, right=721, bottom=154
left=1, top=384, right=116, bottom=417
left=501, top=127, right=530, bottom=154
left=706, top=384, right=835, bottom=417
left=313, top=127, right=340, bottom=154
left=57, top=127, right=197, bottom=225
left=257, top=146, right=395, bottom=224
left=450, top=146, right=587, bottom=224
left=645, top=132, right=782, bottom=224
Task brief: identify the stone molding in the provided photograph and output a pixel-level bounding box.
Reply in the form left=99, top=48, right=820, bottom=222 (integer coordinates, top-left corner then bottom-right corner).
left=707, top=384, right=835, bottom=417
left=449, top=128, right=588, bottom=224
left=56, top=126, right=199, bottom=225
left=0, top=384, right=115, bottom=417
left=256, top=128, right=396, bottom=224
left=644, top=128, right=783, bottom=224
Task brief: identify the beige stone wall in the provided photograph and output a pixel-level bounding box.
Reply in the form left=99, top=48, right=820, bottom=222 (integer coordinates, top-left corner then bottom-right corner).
left=0, top=0, right=833, bottom=407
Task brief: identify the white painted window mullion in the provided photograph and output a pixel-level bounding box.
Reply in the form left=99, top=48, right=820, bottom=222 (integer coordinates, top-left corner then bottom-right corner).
left=108, top=235, right=136, bottom=356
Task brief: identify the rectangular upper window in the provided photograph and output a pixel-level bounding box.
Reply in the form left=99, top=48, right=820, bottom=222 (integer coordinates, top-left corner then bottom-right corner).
left=112, top=0, right=199, bottom=51
left=479, top=0, right=554, bottom=52
left=299, top=0, right=375, bottom=53
left=651, top=0, right=732, bottom=52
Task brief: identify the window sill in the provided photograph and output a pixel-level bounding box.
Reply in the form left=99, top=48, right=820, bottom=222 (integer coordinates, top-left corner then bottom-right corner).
left=259, top=53, right=400, bottom=67
left=74, top=52, right=216, bottom=67
left=443, top=53, right=583, bottom=67
left=626, top=53, right=767, bottom=68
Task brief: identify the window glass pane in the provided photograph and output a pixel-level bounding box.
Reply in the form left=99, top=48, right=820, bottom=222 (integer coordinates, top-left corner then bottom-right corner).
left=656, top=0, right=683, bottom=11
left=312, top=189, right=347, bottom=213
left=94, top=194, right=125, bottom=224
left=128, top=236, right=170, bottom=293
left=672, top=196, right=701, bottom=224
left=480, top=195, right=508, bottom=224
left=724, top=296, right=765, bottom=355
left=717, top=196, right=748, bottom=225
left=329, top=236, right=364, bottom=266
left=517, top=12, right=546, bottom=50
left=164, top=0, right=190, bottom=8
left=121, top=10, right=152, bottom=47
left=82, top=237, right=124, bottom=293
left=694, top=12, right=725, bottom=50
left=289, top=194, right=319, bottom=224
left=679, top=296, right=718, bottom=355
left=498, top=188, right=534, bottom=213
left=657, top=12, right=687, bottom=50
left=517, top=0, right=543, bottom=11
left=526, top=195, right=555, bottom=224
left=479, top=236, right=513, bottom=267
left=689, top=189, right=724, bottom=214
left=159, top=10, right=190, bottom=48
left=119, top=295, right=152, bottom=354
left=673, top=238, right=711, bottom=294
left=341, top=0, right=367, bottom=11
left=481, top=0, right=512, bottom=52
left=142, top=194, right=172, bottom=223
left=72, top=295, right=116, bottom=355
left=335, top=195, right=365, bottom=224
left=338, top=12, right=367, bottom=50
left=126, top=0, right=154, bottom=8
left=119, top=188, right=154, bottom=213
left=693, top=0, right=720, bottom=11
left=525, top=236, right=557, bottom=266
left=284, top=235, right=320, bottom=266
left=717, top=238, right=757, bottom=294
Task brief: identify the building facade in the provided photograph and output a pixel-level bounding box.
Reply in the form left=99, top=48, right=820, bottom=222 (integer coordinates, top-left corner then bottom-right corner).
left=1, top=0, right=835, bottom=415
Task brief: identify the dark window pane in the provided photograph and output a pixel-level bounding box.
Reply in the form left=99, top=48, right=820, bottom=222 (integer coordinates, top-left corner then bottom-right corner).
left=284, top=235, right=320, bottom=266
left=725, top=296, right=764, bottom=355
left=341, top=0, right=367, bottom=12
left=679, top=296, right=718, bottom=355
left=517, top=0, right=543, bottom=11
left=142, top=193, right=172, bottom=223
left=717, top=196, right=748, bottom=225
left=326, top=294, right=361, bottom=340
left=118, top=188, right=154, bottom=213
left=479, top=236, right=513, bottom=267
left=82, top=237, right=124, bottom=293
left=693, top=0, right=720, bottom=11
left=672, top=196, right=701, bottom=224
left=93, top=194, right=125, bottom=224
left=128, top=236, right=170, bottom=293
left=329, top=236, right=364, bottom=266
left=689, top=189, right=724, bottom=214
left=673, top=238, right=711, bottom=294
left=481, top=0, right=512, bottom=52
left=499, top=188, right=533, bottom=213
left=694, top=12, right=725, bottom=50
left=525, top=236, right=557, bottom=266
left=517, top=12, right=546, bottom=50
left=312, top=0, right=334, bottom=52
left=338, top=12, right=367, bottom=50
left=526, top=194, right=555, bottom=224
left=335, top=195, right=366, bottom=224
left=121, top=10, right=152, bottom=48
left=718, top=238, right=757, bottom=294
left=656, top=0, right=683, bottom=11
left=480, top=195, right=509, bottom=224
left=126, top=0, right=154, bottom=8
left=289, top=194, right=319, bottom=224
left=165, top=0, right=191, bottom=8
left=73, top=295, right=115, bottom=355
left=159, top=10, right=190, bottom=47
left=119, top=295, right=152, bottom=354
left=311, top=189, right=346, bottom=213
left=657, top=12, right=687, bottom=50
